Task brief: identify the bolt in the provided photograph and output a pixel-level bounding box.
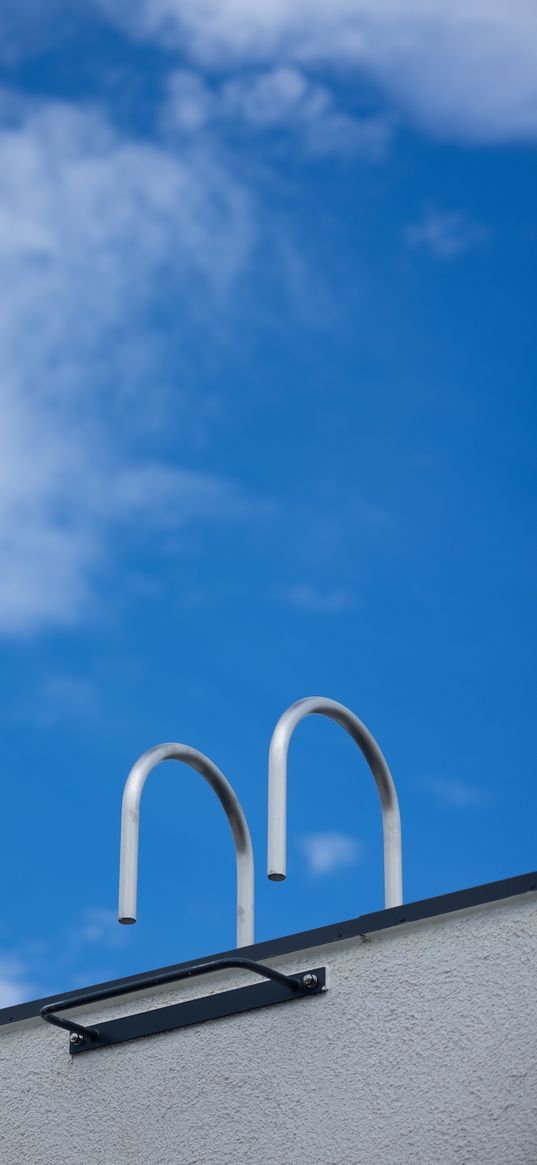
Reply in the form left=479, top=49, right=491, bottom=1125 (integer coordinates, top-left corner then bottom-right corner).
left=70, top=1032, right=84, bottom=1046
left=302, top=972, right=318, bottom=989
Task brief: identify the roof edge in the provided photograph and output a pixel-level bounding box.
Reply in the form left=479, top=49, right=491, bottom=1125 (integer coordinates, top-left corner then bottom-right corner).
left=2, top=869, right=536, bottom=1027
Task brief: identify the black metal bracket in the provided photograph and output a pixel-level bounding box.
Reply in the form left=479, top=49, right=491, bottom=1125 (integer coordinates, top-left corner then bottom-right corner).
left=40, top=958, right=326, bottom=1055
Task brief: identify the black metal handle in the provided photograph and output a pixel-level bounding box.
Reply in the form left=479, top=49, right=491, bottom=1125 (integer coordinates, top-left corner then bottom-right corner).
left=41, top=958, right=309, bottom=1043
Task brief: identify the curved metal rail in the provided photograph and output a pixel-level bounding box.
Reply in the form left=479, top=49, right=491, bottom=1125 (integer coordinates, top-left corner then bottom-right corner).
left=118, top=743, right=254, bottom=947
left=267, top=696, right=403, bottom=908
left=41, top=958, right=325, bottom=1053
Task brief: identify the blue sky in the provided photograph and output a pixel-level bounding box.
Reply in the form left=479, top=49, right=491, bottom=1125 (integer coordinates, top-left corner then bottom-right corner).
left=0, top=0, right=536, bottom=1006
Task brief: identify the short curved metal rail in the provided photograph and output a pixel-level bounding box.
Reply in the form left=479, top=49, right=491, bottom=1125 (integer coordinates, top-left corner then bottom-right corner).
left=40, top=958, right=325, bottom=1053
left=41, top=959, right=302, bottom=1038
left=267, top=697, right=403, bottom=908
left=118, top=743, right=254, bottom=947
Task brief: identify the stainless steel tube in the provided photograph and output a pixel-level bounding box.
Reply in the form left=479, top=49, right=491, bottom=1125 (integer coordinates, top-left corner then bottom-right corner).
left=267, top=697, right=403, bottom=908
left=118, top=743, right=254, bottom=947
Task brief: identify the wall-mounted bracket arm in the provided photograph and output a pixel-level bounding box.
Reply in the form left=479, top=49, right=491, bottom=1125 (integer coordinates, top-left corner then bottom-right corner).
left=41, top=958, right=326, bottom=1055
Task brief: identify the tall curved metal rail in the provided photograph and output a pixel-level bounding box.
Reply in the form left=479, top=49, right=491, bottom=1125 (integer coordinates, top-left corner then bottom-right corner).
left=119, top=743, right=255, bottom=946
left=267, top=697, right=403, bottom=908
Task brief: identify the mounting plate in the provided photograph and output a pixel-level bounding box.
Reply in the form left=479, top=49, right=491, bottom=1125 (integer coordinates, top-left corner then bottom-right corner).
left=41, top=959, right=326, bottom=1056
left=70, top=966, right=326, bottom=1054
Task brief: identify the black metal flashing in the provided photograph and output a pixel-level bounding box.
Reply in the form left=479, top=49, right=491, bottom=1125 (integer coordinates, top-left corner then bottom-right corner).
left=2, top=868, right=535, bottom=1029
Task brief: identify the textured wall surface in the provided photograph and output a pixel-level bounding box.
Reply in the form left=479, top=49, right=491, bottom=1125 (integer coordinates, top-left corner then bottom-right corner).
left=1, top=893, right=537, bottom=1165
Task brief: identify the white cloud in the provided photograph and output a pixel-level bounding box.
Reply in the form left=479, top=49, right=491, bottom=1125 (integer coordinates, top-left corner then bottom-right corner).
left=164, top=66, right=392, bottom=160
left=299, top=831, right=364, bottom=875
left=73, top=907, right=126, bottom=949
left=0, top=95, right=257, bottom=636
left=276, top=583, right=357, bottom=614
left=0, top=956, right=33, bottom=1007
left=0, top=910, right=127, bottom=1008
left=0, top=977, right=27, bottom=1008
left=404, top=209, right=489, bottom=259
left=97, top=0, right=537, bottom=143
left=425, top=777, right=489, bottom=809
left=0, top=1, right=73, bottom=65
left=8, top=672, right=98, bottom=728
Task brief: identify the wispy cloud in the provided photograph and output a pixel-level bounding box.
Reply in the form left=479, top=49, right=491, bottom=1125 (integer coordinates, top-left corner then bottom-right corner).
left=0, top=95, right=258, bottom=637
left=0, top=955, right=34, bottom=1007
left=299, top=832, right=364, bottom=875
left=0, top=0, right=74, bottom=66
left=8, top=672, right=98, bottom=729
left=404, top=209, right=489, bottom=259
left=98, top=0, right=537, bottom=143
left=276, top=583, right=358, bottom=614
left=163, top=66, right=392, bottom=160
left=71, top=907, right=127, bottom=950
left=0, top=907, right=128, bottom=1007
left=424, top=777, right=490, bottom=809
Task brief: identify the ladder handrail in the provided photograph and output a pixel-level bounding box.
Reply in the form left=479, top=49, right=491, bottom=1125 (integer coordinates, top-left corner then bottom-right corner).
left=267, top=697, right=403, bottom=908
left=118, top=743, right=254, bottom=947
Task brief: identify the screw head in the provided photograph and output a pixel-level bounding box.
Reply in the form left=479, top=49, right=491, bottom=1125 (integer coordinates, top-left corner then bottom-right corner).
left=70, top=1032, right=84, bottom=1046
left=302, top=972, right=318, bottom=989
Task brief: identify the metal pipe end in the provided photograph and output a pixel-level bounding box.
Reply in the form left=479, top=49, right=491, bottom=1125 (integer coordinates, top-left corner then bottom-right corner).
left=118, top=916, right=136, bottom=925
left=268, top=872, right=286, bottom=882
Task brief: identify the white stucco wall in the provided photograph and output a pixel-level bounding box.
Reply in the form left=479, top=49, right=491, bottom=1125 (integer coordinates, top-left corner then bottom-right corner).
left=1, top=891, right=536, bottom=1165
